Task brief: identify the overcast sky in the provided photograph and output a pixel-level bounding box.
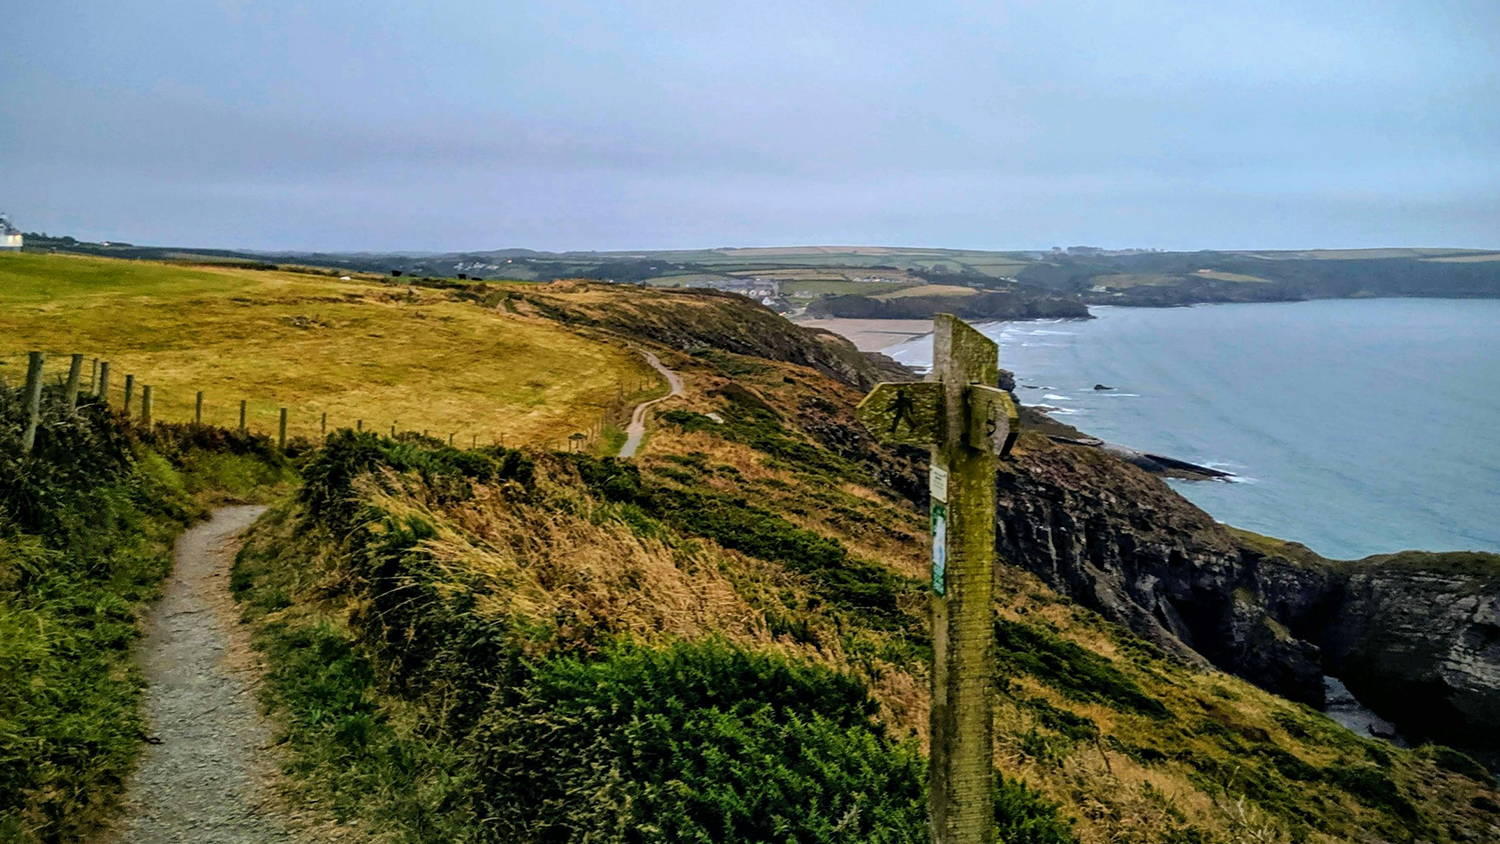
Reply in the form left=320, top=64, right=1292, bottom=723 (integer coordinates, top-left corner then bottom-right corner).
left=2, top=1, right=1496, bottom=252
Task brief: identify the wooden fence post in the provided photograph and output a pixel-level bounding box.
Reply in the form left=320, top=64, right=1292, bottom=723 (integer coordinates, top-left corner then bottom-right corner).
left=279, top=408, right=288, bottom=450
left=97, top=362, right=110, bottom=402
left=90, top=358, right=99, bottom=392
left=123, top=374, right=135, bottom=413
left=357, top=419, right=362, bottom=431
left=239, top=400, right=247, bottom=432
left=195, top=391, right=204, bottom=428
left=321, top=412, right=327, bottom=436
left=21, top=352, right=44, bottom=454
left=141, top=385, right=153, bottom=429
left=64, top=354, right=84, bottom=408
left=449, top=432, right=454, bottom=446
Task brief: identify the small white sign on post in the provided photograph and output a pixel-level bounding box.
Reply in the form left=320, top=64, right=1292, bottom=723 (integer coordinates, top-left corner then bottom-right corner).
left=929, top=463, right=949, bottom=503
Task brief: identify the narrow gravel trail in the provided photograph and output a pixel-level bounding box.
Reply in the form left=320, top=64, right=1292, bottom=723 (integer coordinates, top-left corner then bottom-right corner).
left=105, top=505, right=297, bottom=844
left=620, top=349, right=683, bottom=458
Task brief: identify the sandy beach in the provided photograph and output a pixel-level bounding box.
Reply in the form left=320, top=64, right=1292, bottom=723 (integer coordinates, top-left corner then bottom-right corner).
left=793, top=316, right=933, bottom=353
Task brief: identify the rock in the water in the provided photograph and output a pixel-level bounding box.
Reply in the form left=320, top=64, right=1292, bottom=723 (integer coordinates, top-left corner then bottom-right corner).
left=1093, top=383, right=1114, bottom=390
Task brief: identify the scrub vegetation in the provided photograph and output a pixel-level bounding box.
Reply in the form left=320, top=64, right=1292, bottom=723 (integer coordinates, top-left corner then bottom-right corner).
left=0, top=382, right=290, bottom=842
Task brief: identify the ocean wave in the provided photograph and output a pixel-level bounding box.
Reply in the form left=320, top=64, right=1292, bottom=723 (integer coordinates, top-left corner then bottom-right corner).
left=1095, top=392, right=1141, bottom=397
left=1043, top=394, right=1071, bottom=401
left=1029, top=329, right=1076, bottom=336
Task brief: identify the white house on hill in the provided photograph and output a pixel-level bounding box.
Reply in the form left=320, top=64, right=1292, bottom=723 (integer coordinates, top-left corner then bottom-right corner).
left=0, top=216, right=22, bottom=251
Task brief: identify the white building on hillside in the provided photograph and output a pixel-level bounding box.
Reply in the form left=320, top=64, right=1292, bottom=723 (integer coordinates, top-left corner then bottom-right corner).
left=0, top=216, right=22, bottom=251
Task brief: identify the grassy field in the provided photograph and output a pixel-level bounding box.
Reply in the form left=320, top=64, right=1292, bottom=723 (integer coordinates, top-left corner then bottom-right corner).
left=1087, top=273, right=1183, bottom=289
left=875, top=283, right=980, bottom=299
left=1191, top=269, right=1273, bottom=283
left=783, top=280, right=915, bottom=298
left=0, top=253, right=650, bottom=446
left=1423, top=253, right=1500, bottom=263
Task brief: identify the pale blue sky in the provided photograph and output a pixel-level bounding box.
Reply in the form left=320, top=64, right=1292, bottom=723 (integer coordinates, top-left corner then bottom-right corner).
left=2, top=1, right=1496, bottom=252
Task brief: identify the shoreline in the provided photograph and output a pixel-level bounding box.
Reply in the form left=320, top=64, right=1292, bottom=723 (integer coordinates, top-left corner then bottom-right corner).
left=802, top=314, right=1234, bottom=482
left=792, top=316, right=933, bottom=353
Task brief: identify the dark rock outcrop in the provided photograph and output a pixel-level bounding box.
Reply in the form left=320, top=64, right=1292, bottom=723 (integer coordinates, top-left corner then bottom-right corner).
left=1316, top=554, right=1500, bottom=749
left=807, top=290, right=1090, bottom=321
left=997, top=434, right=1500, bottom=752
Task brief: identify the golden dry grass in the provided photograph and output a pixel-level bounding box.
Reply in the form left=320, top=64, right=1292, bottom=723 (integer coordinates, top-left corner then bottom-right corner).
left=1192, top=269, right=1274, bottom=283
left=0, top=252, right=651, bottom=445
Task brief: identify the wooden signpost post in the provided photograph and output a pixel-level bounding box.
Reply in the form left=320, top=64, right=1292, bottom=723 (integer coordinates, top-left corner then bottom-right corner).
left=855, top=314, right=1019, bottom=844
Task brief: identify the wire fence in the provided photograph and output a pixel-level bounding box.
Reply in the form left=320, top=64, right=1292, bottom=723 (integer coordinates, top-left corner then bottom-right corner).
left=3, top=350, right=665, bottom=454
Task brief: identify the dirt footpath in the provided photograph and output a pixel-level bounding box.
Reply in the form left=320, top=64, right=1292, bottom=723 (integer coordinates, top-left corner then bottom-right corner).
left=104, top=505, right=297, bottom=844
left=620, top=349, right=684, bottom=458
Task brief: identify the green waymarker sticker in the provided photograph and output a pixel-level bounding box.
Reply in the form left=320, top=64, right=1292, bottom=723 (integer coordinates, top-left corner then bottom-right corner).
left=931, top=502, right=947, bottom=595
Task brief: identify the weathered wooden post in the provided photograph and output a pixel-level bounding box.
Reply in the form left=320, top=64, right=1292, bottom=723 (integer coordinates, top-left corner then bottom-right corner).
left=64, top=354, right=84, bottom=407
left=239, top=400, right=248, bottom=433
left=357, top=419, right=363, bottom=432
left=21, top=352, right=45, bottom=454
left=90, top=358, right=99, bottom=392
left=854, top=314, right=1019, bottom=844
left=123, top=374, right=135, bottom=414
left=140, top=385, right=153, bottom=429
left=97, top=362, right=110, bottom=402
left=279, top=408, right=288, bottom=450
left=195, top=391, right=204, bottom=428
left=321, top=412, right=327, bottom=436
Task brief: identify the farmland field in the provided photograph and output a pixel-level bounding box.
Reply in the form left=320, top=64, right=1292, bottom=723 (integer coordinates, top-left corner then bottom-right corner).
left=0, top=253, right=650, bottom=445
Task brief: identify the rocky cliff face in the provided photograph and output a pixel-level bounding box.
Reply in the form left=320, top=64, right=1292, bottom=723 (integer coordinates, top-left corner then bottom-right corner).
left=995, top=435, right=1500, bottom=753
left=1317, top=554, right=1500, bottom=750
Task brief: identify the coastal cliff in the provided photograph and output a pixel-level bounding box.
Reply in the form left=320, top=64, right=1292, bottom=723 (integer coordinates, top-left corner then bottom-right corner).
left=806, top=288, right=1090, bottom=321
left=1318, top=554, right=1500, bottom=749
left=996, top=435, right=1500, bottom=755
left=534, top=281, right=1500, bottom=760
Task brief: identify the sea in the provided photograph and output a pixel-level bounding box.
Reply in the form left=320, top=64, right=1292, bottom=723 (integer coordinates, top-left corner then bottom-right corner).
left=879, top=299, right=1500, bottom=560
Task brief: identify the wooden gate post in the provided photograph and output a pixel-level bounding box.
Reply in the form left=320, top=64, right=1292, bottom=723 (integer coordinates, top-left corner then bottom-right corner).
left=64, top=354, right=84, bottom=407
left=855, top=314, right=1019, bottom=844
left=21, top=352, right=44, bottom=454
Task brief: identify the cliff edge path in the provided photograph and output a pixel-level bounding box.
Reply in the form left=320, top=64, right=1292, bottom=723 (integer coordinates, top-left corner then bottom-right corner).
left=103, top=505, right=299, bottom=844
left=620, top=350, right=683, bottom=458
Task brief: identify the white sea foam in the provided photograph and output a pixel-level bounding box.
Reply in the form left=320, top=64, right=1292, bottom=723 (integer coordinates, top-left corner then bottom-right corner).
left=1043, top=394, right=1070, bottom=401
